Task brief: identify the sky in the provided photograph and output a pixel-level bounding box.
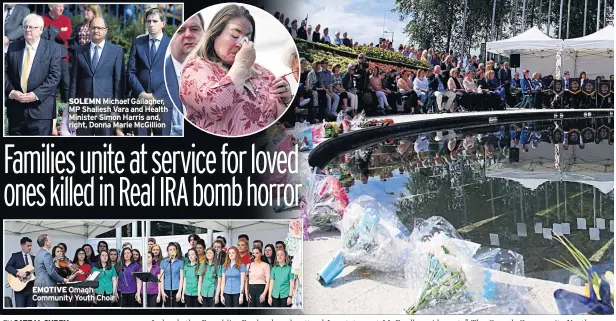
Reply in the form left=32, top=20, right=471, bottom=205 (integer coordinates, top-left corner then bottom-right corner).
left=267, top=0, right=410, bottom=47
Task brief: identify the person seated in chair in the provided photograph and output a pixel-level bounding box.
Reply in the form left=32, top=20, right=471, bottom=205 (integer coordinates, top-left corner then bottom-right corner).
left=446, top=68, right=467, bottom=111
left=384, top=69, right=401, bottom=113
left=341, top=63, right=359, bottom=116
left=428, top=65, right=455, bottom=113
left=398, top=69, right=421, bottom=114
left=520, top=69, right=535, bottom=108
left=413, top=69, right=430, bottom=112
left=531, top=72, right=544, bottom=108
left=368, top=68, right=390, bottom=115
left=462, top=69, right=483, bottom=111
left=487, top=70, right=505, bottom=110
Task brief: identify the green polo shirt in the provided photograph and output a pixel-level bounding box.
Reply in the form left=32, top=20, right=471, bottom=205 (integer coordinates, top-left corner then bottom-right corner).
left=270, top=264, right=294, bottom=299
left=92, top=266, right=117, bottom=295
left=183, top=262, right=200, bottom=296
left=199, top=262, right=222, bottom=298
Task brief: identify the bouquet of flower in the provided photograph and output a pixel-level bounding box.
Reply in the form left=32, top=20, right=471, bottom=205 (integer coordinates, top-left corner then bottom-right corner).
left=304, top=173, right=349, bottom=234
left=324, top=122, right=339, bottom=138
left=547, top=233, right=614, bottom=314
left=406, top=217, right=531, bottom=315
left=360, top=118, right=394, bottom=128
left=317, top=195, right=411, bottom=285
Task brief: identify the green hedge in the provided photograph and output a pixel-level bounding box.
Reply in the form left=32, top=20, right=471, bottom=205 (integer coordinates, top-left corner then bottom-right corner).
left=295, top=39, right=429, bottom=70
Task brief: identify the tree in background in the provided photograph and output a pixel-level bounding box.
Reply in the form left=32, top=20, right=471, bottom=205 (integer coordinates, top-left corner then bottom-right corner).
left=393, top=0, right=613, bottom=56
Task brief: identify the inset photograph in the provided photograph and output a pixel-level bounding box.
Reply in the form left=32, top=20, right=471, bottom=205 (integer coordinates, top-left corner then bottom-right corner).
left=3, top=4, right=184, bottom=137
left=165, top=3, right=298, bottom=137
left=4, top=219, right=303, bottom=309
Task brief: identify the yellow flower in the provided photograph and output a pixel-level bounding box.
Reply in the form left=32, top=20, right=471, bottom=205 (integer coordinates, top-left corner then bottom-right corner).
left=583, top=283, right=590, bottom=298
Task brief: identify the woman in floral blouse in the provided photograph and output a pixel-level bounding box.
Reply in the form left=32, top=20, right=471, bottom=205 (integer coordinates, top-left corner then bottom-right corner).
left=180, top=4, right=293, bottom=136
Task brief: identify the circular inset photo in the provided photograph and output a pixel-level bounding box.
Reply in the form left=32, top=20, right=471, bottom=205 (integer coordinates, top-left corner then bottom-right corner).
left=164, top=3, right=299, bottom=137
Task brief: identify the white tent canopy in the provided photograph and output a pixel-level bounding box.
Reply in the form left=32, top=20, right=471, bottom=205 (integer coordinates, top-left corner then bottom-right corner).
left=563, top=25, right=614, bottom=51
left=487, top=27, right=564, bottom=76
left=561, top=25, right=614, bottom=79
left=486, top=169, right=615, bottom=194
left=4, top=221, right=131, bottom=239
left=486, top=27, right=563, bottom=54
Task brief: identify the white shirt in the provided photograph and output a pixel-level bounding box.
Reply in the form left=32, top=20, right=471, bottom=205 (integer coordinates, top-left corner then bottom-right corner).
left=90, top=39, right=105, bottom=62
left=171, top=55, right=184, bottom=84
left=21, top=252, right=31, bottom=264
left=149, top=33, right=163, bottom=52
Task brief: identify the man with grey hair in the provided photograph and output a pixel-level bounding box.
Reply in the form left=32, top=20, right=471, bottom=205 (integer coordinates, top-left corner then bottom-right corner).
left=5, top=13, right=62, bottom=135
left=33, top=234, right=68, bottom=307
left=42, top=4, right=71, bottom=106
left=428, top=65, right=456, bottom=112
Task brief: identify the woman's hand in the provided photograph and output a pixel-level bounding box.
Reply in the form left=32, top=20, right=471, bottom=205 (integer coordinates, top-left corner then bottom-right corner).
left=270, top=77, right=292, bottom=104
left=234, top=41, right=256, bottom=71
left=221, top=294, right=225, bottom=305
left=161, top=291, right=168, bottom=302
left=156, top=295, right=161, bottom=303
left=198, top=295, right=203, bottom=305
left=268, top=296, right=273, bottom=306
left=214, top=295, right=220, bottom=305
left=175, top=291, right=182, bottom=302
left=181, top=294, right=185, bottom=304
left=259, top=293, right=266, bottom=303
left=239, top=294, right=244, bottom=305
left=287, top=297, right=292, bottom=306
left=135, top=293, right=141, bottom=304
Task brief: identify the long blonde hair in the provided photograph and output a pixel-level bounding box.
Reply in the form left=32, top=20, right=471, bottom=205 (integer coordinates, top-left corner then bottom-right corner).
left=194, top=5, right=255, bottom=65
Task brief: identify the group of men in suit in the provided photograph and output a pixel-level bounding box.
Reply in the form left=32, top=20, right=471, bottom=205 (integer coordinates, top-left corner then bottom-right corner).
left=5, top=234, right=68, bottom=307
left=5, top=8, right=204, bottom=136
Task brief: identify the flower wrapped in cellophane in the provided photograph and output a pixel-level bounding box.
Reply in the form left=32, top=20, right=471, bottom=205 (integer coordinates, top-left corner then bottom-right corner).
left=317, top=195, right=411, bottom=285
left=405, top=217, right=531, bottom=314
left=304, top=172, right=349, bottom=234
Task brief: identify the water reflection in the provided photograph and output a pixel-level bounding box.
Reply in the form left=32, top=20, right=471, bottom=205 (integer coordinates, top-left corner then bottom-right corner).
left=326, top=117, right=614, bottom=284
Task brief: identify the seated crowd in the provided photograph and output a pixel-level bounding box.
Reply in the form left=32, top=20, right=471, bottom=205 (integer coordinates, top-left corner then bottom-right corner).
left=284, top=55, right=614, bottom=124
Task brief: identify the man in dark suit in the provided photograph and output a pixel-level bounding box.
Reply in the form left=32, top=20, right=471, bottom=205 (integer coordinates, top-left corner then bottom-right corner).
left=70, top=17, right=124, bottom=136
left=33, top=234, right=68, bottom=307
left=4, top=4, right=30, bottom=47
left=428, top=65, right=455, bottom=112
left=5, top=13, right=62, bottom=135
left=127, top=8, right=170, bottom=136
left=498, top=62, right=511, bottom=87
left=5, top=237, right=35, bottom=307
left=153, top=13, right=203, bottom=136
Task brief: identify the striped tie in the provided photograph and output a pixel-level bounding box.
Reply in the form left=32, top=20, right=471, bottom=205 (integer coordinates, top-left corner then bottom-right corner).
left=21, top=45, right=31, bottom=92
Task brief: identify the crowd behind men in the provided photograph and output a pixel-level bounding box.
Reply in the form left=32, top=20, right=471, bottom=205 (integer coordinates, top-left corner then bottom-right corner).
left=6, top=233, right=296, bottom=308
left=4, top=4, right=197, bottom=136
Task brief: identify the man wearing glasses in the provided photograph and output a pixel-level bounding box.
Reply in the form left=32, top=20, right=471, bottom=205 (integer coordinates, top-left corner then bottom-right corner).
left=5, top=13, right=61, bottom=135
left=69, top=17, right=125, bottom=136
